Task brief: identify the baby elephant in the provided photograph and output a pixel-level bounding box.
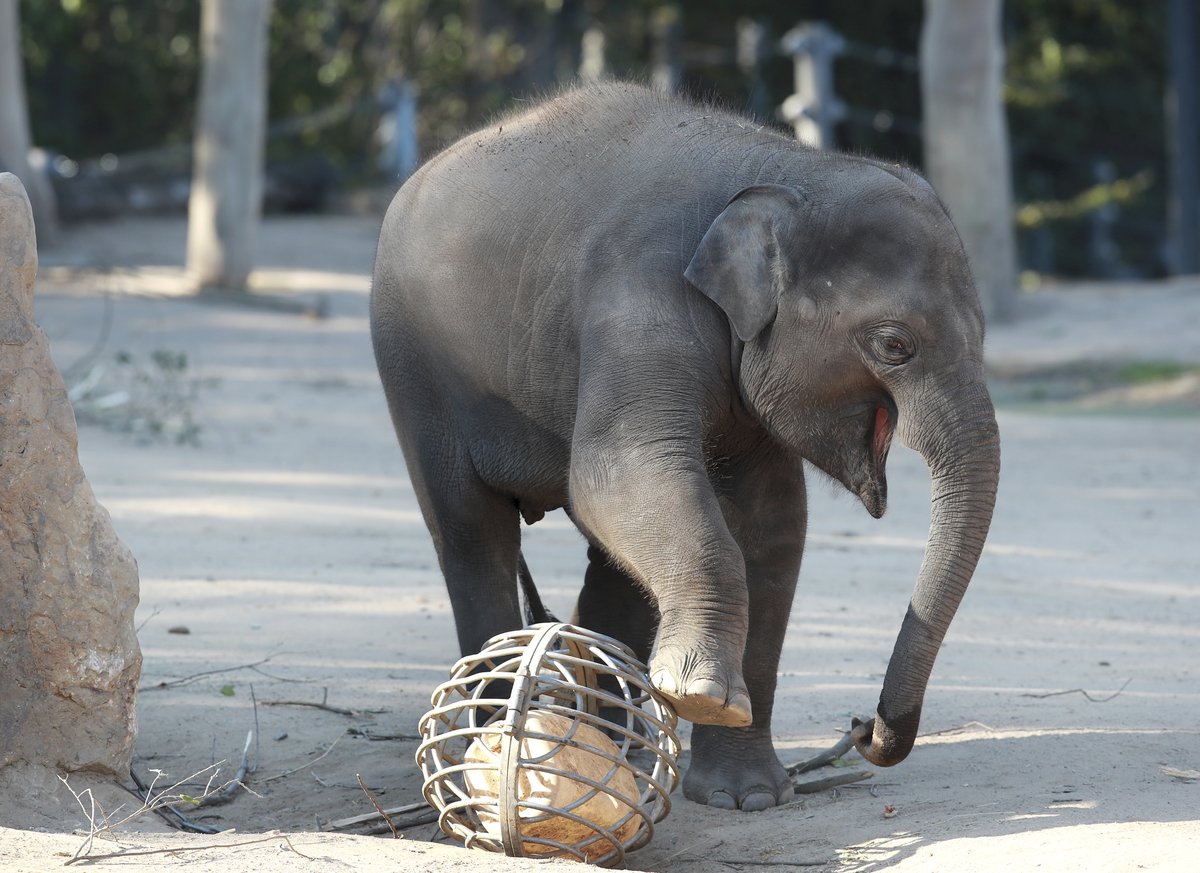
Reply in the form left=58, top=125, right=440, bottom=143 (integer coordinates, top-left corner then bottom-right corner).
left=371, top=82, right=999, bottom=811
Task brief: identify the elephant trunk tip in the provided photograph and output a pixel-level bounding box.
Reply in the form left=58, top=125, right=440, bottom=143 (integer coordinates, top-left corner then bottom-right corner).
left=850, top=710, right=919, bottom=768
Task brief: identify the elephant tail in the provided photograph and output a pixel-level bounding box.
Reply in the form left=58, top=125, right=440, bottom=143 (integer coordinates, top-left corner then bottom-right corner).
left=518, top=552, right=557, bottom=625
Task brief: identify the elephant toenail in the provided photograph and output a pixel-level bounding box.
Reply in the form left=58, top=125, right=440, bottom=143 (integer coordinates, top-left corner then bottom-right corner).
left=740, top=791, right=779, bottom=812
left=684, top=677, right=727, bottom=699
left=707, top=791, right=738, bottom=810
left=650, top=669, right=678, bottom=694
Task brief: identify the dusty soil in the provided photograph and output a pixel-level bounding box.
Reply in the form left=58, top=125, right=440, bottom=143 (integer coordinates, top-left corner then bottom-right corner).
left=2, top=214, right=1198, bottom=871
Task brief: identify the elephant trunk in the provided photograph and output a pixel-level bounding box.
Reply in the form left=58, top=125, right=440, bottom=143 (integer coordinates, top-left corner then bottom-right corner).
left=852, top=371, right=1000, bottom=766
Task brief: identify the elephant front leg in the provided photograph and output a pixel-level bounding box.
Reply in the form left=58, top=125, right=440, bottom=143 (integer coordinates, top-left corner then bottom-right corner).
left=569, top=439, right=753, bottom=729
left=683, top=444, right=806, bottom=810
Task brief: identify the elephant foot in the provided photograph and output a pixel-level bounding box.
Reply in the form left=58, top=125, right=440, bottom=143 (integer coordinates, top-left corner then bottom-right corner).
left=683, top=728, right=792, bottom=811
left=648, top=644, right=752, bottom=728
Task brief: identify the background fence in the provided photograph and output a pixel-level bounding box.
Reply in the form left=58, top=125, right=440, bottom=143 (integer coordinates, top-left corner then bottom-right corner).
left=14, top=0, right=1192, bottom=281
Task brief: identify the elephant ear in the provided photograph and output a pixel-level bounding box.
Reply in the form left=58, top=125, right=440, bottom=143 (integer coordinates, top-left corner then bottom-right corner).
left=684, top=184, right=809, bottom=343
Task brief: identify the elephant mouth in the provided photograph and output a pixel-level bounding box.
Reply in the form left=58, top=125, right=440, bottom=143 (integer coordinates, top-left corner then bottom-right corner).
left=858, top=402, right=894, bottom=518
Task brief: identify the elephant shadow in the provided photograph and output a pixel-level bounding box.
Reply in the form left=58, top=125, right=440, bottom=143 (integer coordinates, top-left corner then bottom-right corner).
left=635, top=724, right=1199, bottom=871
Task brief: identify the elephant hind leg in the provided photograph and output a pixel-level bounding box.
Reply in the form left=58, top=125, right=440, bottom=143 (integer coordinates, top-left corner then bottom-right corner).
left=572, top=543, right=657, bottom=661
left=424, top=476, right=524, bottom=656
left=380, top=381, right=524, bottom=656
left=572, top=543, right=658, bottom=738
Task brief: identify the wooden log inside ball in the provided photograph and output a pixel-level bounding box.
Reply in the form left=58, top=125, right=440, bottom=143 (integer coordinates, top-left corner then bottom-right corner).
left=463, top=710, right=641, bottom=857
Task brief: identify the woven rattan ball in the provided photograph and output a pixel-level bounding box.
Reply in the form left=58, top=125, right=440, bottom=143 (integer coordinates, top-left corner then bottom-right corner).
left=417, top=623, right=681, bottom=867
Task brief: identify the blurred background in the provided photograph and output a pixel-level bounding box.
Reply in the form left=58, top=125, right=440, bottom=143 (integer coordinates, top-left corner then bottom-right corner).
left=2, top=0, right=1198, bottom=303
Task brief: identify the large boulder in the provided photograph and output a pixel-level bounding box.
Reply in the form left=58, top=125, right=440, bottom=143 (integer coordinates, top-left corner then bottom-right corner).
left=0, top=172, right=141, bottom=808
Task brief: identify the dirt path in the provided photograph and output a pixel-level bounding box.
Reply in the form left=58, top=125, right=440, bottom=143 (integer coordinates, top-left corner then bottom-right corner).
left=3, top=216, right=1197, bottom=871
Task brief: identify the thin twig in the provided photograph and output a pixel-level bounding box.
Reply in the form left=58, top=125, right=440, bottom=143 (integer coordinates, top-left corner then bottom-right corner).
left=363, top=731, right=422, bottom=741
left=126, top=769, right=220, bottom=834
left=61, top=777, right=99, bottom=861
left=140, top=656, right=277, bottom=691
left=64, top=833, right=284, bottom=865
left=263, top=699, right=356, bottom=716
left=793, top=770, right=873, bottom=794
left=82, top=762, right=231, bottom=856
left=191, top=731, right=253, bottom=808
left=262, top=732, right=344, bottom=783
left=356, top=774, right=399, bottom=838
left=329, top=800, right=429, bottom=830
left=362, top=808, right=439, bottom=835
left=280, top=834, right=317, bottom=861
left=786, top=732, right=854, bottom=776
left=134, top=606, right=162, bottom=634
left=1021, top=678, right=1132, bottom=703
left=249, top=665, right=308, bottom=683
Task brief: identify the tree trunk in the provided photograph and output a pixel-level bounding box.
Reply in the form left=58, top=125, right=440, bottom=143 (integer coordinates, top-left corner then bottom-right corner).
left=186, top=0, right=272, bottom=293
left=0, top=0, right=58, bottom=244
left=920, top=0, right=1017, bottom=322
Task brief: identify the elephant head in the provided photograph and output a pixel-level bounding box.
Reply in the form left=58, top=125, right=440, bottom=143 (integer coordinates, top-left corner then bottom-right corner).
left=684, top=171, right=1000, bottom=767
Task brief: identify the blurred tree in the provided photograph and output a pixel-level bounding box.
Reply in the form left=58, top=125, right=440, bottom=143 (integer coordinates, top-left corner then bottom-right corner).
left=921, top=0, right=1017, bottom=322
left=186, top=0, right=271, bottom=292
left=0, top=0, right=58, bottom=241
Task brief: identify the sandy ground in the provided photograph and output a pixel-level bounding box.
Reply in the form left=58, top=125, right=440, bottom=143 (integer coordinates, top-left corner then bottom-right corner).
left=2, top=214, right=1198, bottom=871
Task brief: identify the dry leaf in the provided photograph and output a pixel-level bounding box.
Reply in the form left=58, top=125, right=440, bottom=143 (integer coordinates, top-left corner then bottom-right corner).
left=882, top=804, right=897, bottom=819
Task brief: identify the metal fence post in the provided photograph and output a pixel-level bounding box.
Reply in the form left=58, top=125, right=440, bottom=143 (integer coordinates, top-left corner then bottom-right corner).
left=651, top=5, right=683, bottom=93
left=780, top=22, right=845, bottom=148
left=737, top=18, right=771, bottom=121
left=377, top=77, right=419, bottom=183
left=579, top=24, right=606, bottom=82
left=1166, top=0, right=1199, bottom=275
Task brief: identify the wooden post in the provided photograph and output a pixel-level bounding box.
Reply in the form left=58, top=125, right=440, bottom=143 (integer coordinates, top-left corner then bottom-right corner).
left=920, top=0, right=1018, bottom=322
left=0, top=0, right=57, bottom=243
left=780, top=22, right=845, bottom=149
left=1166, top=0, right=1199, bottom=275
left=186, top=0, right=272, bottom=293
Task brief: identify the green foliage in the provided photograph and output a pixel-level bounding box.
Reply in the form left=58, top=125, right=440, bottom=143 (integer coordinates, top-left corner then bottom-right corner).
left=219, top=683, right=235, bottom=697
left=16, top=0, right=1173, bottom=276
left=1117, top=361, right=1188, bottom=385
left=20, top=0, right=201, bottom=156
left=1005, top=0, right=1167, bottom=276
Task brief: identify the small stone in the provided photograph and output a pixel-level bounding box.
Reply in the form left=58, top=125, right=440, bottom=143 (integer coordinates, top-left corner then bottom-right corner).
left=167, top=626, right=191, bottom=635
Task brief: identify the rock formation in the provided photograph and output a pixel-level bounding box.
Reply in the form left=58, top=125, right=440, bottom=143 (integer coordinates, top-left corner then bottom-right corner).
left=0, top=172, right=141, bottom=809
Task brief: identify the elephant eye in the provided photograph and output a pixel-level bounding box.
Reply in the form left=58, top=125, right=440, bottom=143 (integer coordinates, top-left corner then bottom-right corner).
left=869, top=328, right=916, bottom=365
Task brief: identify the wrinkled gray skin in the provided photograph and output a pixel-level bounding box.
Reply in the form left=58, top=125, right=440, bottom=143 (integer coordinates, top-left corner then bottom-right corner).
left=371, top=83, right=1000, bottom=811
